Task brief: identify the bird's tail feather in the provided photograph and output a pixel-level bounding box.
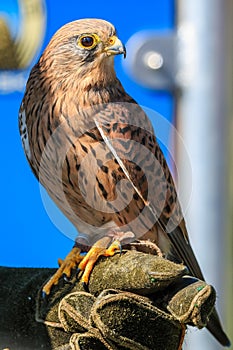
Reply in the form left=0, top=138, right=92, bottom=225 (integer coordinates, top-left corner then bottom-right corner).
left=206, top=309, right=231, bottom=347
left=167, top=225, right=230, bottom=347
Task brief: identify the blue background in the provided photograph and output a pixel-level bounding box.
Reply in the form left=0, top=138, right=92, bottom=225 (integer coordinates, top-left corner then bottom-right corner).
left=0, top=0, right=174, bottom=267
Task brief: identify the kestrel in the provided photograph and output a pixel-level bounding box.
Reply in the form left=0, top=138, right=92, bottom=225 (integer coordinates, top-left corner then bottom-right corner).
left=19, top=19, right=230, bottom=346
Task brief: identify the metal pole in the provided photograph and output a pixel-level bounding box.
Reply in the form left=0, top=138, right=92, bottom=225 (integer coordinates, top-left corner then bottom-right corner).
left=176, top=1, right=233, bottom=349
left=225, top=0, right=233, bottom=346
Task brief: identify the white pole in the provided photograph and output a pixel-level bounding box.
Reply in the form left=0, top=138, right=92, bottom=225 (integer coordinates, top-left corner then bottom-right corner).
left=176, top=0, right=232, bottom=349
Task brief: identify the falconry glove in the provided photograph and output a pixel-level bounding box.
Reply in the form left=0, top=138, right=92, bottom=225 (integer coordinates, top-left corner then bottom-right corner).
left=0, top=246, right=216, bottom=350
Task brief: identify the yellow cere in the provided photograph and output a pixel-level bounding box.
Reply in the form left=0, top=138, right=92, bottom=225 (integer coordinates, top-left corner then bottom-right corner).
left=108, top=35, right=117, bottom=46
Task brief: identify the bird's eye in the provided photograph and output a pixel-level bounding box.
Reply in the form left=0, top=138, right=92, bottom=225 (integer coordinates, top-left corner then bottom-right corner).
left=78, top=34, right=100, bottom=49
left=81, top=36, right=94, bottom=47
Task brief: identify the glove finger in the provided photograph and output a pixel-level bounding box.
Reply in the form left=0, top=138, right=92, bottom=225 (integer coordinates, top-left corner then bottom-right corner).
left=88, top=250, right=187, bottom=296
left=166, top=276, right=216, bottom=328
left=59, top=292, right=96, bottom=333
left=90, top=290, right=184, bottom=350
left=70, top=331, right=117, bottom=350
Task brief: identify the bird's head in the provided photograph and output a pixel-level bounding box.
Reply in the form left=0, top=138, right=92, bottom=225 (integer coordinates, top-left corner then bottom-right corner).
left=39, top=18, right=126, bottom=88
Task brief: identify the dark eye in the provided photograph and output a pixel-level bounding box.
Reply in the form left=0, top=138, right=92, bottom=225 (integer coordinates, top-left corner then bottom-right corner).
left=81, top=36, right=94, bottom=47
left=78, top=34, right=100, bottom=49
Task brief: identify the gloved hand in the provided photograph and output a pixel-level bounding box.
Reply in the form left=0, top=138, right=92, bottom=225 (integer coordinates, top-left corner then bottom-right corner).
left=0, top=244, right=216, bottom=350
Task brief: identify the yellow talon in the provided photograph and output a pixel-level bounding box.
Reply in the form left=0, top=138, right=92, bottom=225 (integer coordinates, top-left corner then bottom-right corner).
left=104, top=240, right=121, bottom=256
left=42, top=246, right=83, bottom=295
left=78, top=237, right=121, bottom=286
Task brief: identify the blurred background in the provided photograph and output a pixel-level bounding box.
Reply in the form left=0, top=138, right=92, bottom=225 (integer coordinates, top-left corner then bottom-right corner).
left=0, top=0, right=232, bottom=349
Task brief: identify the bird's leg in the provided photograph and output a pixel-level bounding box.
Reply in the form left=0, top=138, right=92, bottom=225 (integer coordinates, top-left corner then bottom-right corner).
left=42, top=246, right=83, bottom=296
left=78, top=236, right=121, bottom=288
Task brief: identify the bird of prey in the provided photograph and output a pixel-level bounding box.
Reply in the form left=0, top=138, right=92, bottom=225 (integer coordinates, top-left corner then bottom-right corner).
left=19, top=19, right=230, bottom=346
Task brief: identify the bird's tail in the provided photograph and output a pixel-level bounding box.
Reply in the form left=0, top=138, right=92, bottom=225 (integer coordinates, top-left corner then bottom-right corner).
left=166, top=224, right=231, bottom=347
left=206, top=308, right=231, bottom=347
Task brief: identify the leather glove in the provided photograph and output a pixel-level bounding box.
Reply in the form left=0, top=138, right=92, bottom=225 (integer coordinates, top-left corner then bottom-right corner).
left=0, top=246, right=216, bottom=350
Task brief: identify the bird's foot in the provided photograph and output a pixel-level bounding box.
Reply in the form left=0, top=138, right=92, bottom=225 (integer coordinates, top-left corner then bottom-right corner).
left=42, top=246, right=83, bottom=296
left=78, top=236, right=121, bottom=289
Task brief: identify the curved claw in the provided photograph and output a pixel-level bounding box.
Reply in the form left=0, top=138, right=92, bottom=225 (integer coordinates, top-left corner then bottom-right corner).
left=41, top=290, right=47, bottom=299
left=62, top=273, right=72, bottom=284
left=82, top=281, right=89, bottom=292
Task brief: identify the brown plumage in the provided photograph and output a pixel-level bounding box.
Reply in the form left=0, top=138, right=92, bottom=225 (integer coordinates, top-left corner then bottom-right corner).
left=19, top=19, right=230, bottom=346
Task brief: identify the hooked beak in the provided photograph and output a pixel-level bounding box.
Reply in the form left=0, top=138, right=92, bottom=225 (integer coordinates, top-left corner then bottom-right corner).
left=104, top=36, right=126, bottom=58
